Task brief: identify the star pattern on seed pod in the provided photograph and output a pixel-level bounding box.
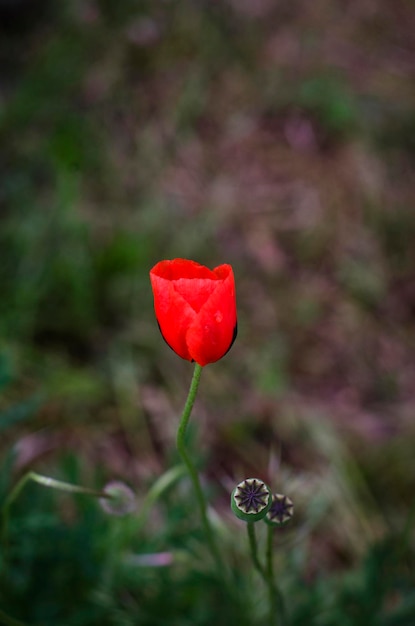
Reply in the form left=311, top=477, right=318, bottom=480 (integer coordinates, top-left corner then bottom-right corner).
left=234, top=478, right=270, bottom=515
left=266, top=493, right=294, bottom=526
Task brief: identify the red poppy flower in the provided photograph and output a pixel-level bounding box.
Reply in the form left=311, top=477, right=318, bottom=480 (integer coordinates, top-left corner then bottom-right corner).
left=150, top=259, right=237, bottom=366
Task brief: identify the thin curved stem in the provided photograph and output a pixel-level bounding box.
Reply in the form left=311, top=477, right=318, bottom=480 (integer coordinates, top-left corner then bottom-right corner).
left=1, top=471, right=111, bottom=544
left=135, top=464, right=187, bottom=530
left=176, top=363, right=223, bottom=572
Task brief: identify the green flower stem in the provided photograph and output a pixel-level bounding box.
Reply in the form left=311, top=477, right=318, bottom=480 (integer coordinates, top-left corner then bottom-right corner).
left=176, top=363, right=223, bottom=571
left=247, top=523, right=285, bottom=626
left=1, top=471, right=111, bottom=544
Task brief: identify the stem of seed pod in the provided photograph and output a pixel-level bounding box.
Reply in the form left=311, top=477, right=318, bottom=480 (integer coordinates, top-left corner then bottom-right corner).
left=266, top=523, right=275, bottom=607
left=247, top=522, right=266, bottom=577
left=266, top=524, right=286, bottom=625
left=176, top=363, right=223, bottom=573
left=247, top=523, right=285, bottom=626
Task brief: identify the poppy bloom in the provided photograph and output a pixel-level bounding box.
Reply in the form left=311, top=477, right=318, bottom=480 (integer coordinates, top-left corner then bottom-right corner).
left=150, top=259, right=237, bottom=366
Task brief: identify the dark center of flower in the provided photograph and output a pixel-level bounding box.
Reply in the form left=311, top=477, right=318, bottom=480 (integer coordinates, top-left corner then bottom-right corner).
left=234, top=478, right=269, bottom=514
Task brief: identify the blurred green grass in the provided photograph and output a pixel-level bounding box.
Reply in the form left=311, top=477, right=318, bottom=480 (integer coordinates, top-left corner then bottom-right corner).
left=1, top=0, right=415, bottom=624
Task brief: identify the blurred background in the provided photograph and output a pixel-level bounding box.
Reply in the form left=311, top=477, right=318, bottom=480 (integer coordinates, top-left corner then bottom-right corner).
left=1, top=0, right=415, bottom=624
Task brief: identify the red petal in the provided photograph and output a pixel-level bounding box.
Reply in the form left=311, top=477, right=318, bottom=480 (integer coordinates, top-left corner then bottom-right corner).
left=149, top=271, right=196, bottom=361
left=151, top=259, right=215, bottom=281
left=186, top=264, right=237, bottom=365
left=172, top=277, right=217, bottom=312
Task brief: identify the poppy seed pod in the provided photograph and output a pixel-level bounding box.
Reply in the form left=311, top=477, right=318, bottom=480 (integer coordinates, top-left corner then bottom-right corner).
left=149, top=259, right=237, bottom=366
left=264, top=493, right=294, bottom=527
left=231, top=478, right=272, bottom=522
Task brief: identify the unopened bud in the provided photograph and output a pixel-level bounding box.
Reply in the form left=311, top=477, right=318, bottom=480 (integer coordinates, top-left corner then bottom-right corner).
left=99, top=481, right=136, bottom=517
